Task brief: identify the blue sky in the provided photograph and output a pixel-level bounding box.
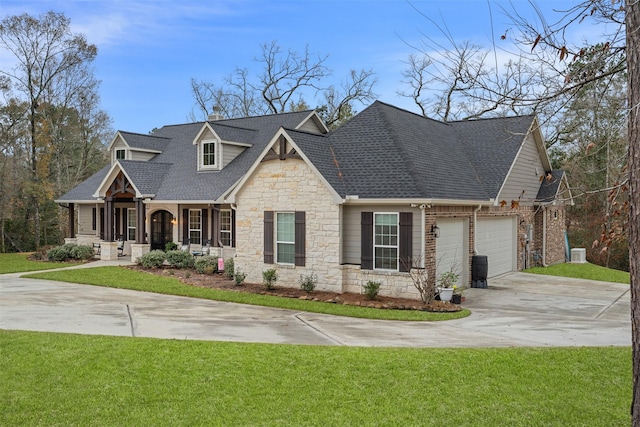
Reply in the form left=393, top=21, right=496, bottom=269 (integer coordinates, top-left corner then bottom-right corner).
left=3, top=0, right=585, bottom=134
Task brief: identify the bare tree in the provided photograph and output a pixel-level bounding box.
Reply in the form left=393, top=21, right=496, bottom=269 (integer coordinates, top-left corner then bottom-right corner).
left=190, top=41, right=376, bottom=128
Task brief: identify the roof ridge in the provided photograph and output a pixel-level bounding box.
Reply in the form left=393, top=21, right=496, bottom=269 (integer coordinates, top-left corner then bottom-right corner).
left=448, top=114, right=535, bottom=124
left=119, top=130, right=171, bottom=140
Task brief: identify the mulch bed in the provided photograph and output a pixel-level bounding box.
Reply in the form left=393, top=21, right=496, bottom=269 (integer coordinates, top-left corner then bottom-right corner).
left=129, top=265, right=462, bottom=312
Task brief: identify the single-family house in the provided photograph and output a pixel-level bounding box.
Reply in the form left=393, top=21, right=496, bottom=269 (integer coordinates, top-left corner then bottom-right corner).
left=57, top=101, right=572, bottom=300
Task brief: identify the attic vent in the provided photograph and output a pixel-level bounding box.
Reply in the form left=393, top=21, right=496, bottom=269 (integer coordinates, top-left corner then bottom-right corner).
left=207, top=106, right=225, bottom=121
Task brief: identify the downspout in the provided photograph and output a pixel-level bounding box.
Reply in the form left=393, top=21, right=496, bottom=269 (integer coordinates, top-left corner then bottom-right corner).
left=473, top=205, right=482, bottom=255
left=542, top=206, right=548, bottom=267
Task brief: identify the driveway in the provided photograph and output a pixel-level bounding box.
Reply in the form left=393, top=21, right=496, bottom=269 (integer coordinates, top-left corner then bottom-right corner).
left=0, top=264, right=631, bottom=347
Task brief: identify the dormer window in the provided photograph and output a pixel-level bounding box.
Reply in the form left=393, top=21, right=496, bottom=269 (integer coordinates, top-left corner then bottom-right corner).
left=199, top=139, right=219, bottom=170
left=116, top=149, right=126, bottom=160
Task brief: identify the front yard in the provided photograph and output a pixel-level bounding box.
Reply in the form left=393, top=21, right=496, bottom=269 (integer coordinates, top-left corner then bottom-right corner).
left=0, top=330, right=631, bottom=426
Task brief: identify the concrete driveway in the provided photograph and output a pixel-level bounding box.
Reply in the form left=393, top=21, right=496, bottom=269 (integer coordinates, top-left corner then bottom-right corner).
left=0, top=264, right=631, bottom=347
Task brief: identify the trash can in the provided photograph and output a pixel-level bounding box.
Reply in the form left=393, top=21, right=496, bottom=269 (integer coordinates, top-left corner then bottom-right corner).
left=472, top=255, right=488, bottom=288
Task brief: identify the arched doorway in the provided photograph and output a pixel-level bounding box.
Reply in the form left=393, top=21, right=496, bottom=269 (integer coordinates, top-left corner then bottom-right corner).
left=150, top=210, right=173, bottom=250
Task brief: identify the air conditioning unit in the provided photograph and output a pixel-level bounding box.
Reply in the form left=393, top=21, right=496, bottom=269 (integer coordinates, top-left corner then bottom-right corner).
left=570, top=248, right=586, bottom=263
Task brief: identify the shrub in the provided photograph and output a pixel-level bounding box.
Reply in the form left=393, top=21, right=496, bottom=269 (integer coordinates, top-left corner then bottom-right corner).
left=298, top=273, right=317, bottom=293
left=165, top=241, right=178, bottom=252
left=234, top=268, right=247, bottom=285
left=46, top=246, right=70, bottom=262
left=262, top=268, right=277, bottom=290
left=165, top=250, right=195, bottom=269
left=195, top=256, right=218, bottom=274
left=138, top=250, right=166, bottom=268
left=224, top=258, right=234, bottom=278
left=363, top=280, right=381, bottom=300
left=70, top=244, right=94, bottom=260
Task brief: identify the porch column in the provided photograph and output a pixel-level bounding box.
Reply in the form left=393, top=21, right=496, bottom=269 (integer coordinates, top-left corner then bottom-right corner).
left=135, top=198, right=146, bottom=244
left=104, top=197, right=114, bottom=242
left=68, top=203, right=75, bottom=238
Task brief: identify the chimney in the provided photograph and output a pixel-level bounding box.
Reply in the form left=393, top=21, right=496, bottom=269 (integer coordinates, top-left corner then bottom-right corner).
left=207, top=105, right=225, bottom=121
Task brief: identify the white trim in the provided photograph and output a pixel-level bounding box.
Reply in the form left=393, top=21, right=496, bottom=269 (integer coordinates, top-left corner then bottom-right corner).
left=295, top=111, right=329, bottom=134
left=275, top=211, right=295, bottom=265
left=192, top=122, right=222, bottom=145
left=220, top=209, right=232, bottom=247
left=188, top=209, right=202, bottom=245
left=200, top=139, right=219, bottom=170
left=342, top=198, right=495, bottom=206
left=91, top=161, right=148, bottom=199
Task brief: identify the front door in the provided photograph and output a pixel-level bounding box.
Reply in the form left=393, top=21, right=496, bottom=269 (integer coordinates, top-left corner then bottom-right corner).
left=151, top=210, right=173, bottom=250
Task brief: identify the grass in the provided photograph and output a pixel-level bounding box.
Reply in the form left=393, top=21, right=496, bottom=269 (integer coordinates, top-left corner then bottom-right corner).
left=0, top=252, right=83, bottom=274
left=0, top=330, right=631, bottom=426
left=24, top=266, right=470, bottom=321
left=525, top=262, right=630, bottom=284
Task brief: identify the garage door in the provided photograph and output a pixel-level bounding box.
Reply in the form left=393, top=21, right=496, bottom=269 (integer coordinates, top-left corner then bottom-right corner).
left=476, top=217, right=516, bottom=277
left=435, top=219, right=467, bottom=286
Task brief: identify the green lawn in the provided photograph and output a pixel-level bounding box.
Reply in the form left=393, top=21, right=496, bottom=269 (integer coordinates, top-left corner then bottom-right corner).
left=24, top=266, right=469, bottom=321
left=525, top=262, right=630, bottom=284
left=0, top=252, right=83, bottom=274
left=0, top=330, right=631, bottom=426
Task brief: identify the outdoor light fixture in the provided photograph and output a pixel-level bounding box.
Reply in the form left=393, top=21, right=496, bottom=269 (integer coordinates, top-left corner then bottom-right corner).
left=431, top=224, right=440, bottom=238
left=170, top=218, right=178, bottom=225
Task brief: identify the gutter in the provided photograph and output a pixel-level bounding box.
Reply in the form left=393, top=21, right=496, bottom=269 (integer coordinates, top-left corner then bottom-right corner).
left=542, top=206, right=548, bottom=267
left=341, top=197, right=494, bottom=207
left=473, top=204, right=482, bottom=255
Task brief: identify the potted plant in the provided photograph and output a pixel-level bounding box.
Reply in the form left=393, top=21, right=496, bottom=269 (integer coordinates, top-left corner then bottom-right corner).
left=436, top=271, right=459, bottom=302
left=451, top=285, right=465, bottom=304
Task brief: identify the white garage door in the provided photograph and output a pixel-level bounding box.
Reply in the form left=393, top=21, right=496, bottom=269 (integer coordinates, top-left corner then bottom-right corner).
left=435, top=219, right=467, bottom=286
left=476, top=217, right=516, bottom=277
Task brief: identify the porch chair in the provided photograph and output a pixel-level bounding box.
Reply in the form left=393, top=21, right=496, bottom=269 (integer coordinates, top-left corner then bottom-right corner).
left=192, top=240, right=211, bottom=257
left=180, top=239, right=190, bottom=253
left=117, top=237, right=125, bottom=257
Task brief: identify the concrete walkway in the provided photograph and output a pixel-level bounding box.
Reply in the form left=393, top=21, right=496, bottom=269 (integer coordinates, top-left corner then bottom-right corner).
left=0, top=263, right=631, bottom=347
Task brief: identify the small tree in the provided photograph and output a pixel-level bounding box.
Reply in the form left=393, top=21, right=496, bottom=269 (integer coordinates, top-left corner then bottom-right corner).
left=401, top=255, right=436, bottom=304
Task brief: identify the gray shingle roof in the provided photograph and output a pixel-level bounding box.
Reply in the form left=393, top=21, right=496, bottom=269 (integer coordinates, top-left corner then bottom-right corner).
left=294, top=101, right=536, bottom=200
left=58, top=110, right=316, bottom=202
left=536, top=170, right=565, bottom=203
left=119, top=131, right=170, bottom=151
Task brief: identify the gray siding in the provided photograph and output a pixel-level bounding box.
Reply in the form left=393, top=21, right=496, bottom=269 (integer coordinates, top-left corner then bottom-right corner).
left=222, top=144, right=245, bottom=168
left=498, top=132, right=545, bottom=205
left=78, top=204, right=97, bottom=235
left=342, top=205, right=422, bottom=265
left=130, top=150, right=156, bottom=161
left=297, top=118, right=324, bottom=134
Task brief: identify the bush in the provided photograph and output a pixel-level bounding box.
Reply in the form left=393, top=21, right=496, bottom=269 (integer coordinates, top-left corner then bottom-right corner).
left=138, top=250, right=167, bottom=268
left=165, top=250, right=195, bottom=269
left=224, top=258, right=234, bottom=278
left=298, top=273, right=317, bottom=293
left=46, top=246, right=70, bottom=262
left=195, top=256, right=218, bottom=274
left=363, top=280, right=381, bottom=300
left=234, top=268, right=247, bottom=285
left=70, top=244, right=94, bottom=260
left=165, top=241, right=178, bottom=252
left=262, top=268, right=277, bottom=290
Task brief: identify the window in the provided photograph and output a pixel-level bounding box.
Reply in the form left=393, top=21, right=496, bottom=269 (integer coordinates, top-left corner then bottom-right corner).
left=202, top=141, right=216, bottom=167
left=276, top=212, right=295, bottom=264
left=116, top=149, right=126, bottom=160
left=127, top=208, right=136, bottom=241
left=220, top=209, right=232, bottom=247
left=189, top=209, right=201, bottom=244
left=264, top=211, right=305, bottom=266
left=374, top=213, right=398, bottom=270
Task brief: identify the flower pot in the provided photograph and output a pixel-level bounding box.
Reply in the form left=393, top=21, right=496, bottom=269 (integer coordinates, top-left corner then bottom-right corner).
left=451, top=294, right=462, bottom=304
left=437, top=287, right=454, bottom=302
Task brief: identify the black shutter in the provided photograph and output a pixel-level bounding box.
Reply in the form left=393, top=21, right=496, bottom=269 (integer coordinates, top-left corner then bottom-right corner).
left=361, top=212, right=373, bottom=270
left=99, top=208, right=105, bottom=239
left=294, top=211, right=305, bottom=266
left=182, top=209, right=189, bottom=244
left=212, top=206, right=220, bottom=247
left=201, top=209, right=208, bottom=244
left=115, top=208, right=121, bottom=239
left=122, top=208, right=128, bottom=240
left=231, top=209, right=236, bottom=248
left=92, top=208, right=96, bottom=231
left=399, top=212, right=413, bottom=272
left=264, top=211, right=274, bottom=264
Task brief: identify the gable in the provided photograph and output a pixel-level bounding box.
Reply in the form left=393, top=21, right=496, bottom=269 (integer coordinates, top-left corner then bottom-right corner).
left=497, top=131, right=547, bottom=206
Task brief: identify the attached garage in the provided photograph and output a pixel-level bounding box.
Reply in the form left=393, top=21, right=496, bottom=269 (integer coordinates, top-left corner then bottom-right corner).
left=476, top=216, right=517, bottom=277
left=435, top=218, right=468, bottom=286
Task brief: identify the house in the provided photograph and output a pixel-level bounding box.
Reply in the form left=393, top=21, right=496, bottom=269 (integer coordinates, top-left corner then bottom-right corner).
left=57, top=101, right=572, bottom=300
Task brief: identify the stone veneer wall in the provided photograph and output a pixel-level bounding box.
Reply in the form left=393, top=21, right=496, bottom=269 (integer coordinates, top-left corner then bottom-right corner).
left=234, top=158, right=344, bottom=292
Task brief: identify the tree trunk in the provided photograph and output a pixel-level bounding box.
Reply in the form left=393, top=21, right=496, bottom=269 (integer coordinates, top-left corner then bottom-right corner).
left=627, top=1, right=640, bottom=424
